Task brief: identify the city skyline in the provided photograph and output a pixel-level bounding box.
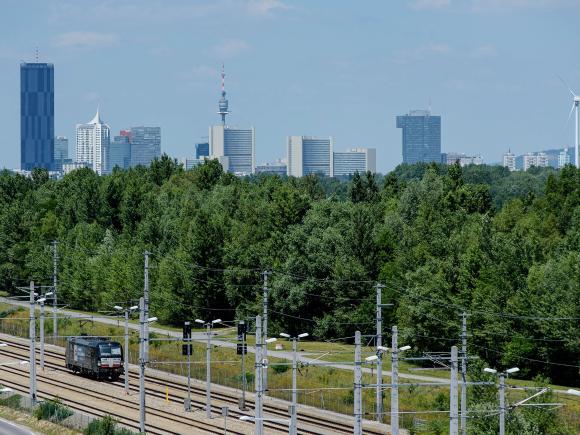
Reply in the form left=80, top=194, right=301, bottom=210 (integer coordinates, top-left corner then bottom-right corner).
left=3, top=0, right=580, bottom=172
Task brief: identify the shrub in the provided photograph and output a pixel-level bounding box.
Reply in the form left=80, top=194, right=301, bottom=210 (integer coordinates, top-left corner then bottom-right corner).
left=84, top=415, right=135, bottom=435
left=271, top=364, right=289, bottom=375
left=34, top=398, right=73, bottom=422
left=0, top=393, right=22, bottom=409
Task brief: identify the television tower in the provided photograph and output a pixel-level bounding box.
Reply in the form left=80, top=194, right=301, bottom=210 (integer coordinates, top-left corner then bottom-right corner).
left=218, top=64, right=230, bottom=125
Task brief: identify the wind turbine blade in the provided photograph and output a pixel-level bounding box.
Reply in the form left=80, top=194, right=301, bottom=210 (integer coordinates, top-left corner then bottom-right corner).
left=557, top=74, right=577, bottom=97
left=567, top=104, right=575, bottom=125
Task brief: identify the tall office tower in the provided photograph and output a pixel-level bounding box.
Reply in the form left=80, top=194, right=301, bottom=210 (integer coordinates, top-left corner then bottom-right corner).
left=195, top=142, right=210, bottom=159
left=108, top=135, right=131, bottom=172
left=559, top=148, right=572, bottom=168
left=20, top=62, right=54, bottom=170
left=209, top=125, right=255, bottom=175
left=130, top=127, right=161, bottom=167
left=54, top=136, right=69, bottom=171
left=333, top=147, right=376, bottom=176
left=396, top=110, right=441, bottom=164
left=76, top=109, right=110, bottom=175
left=287, top=136, right=333, bottom=177
left=502, top=149, right=516, bottom=171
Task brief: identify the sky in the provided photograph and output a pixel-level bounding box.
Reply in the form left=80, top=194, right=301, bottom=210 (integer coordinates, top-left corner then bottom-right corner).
left=1, top=0, right=580, bottom=172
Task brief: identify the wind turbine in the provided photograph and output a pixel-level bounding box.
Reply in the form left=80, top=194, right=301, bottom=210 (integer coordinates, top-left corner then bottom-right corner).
left=560, top=77, right=580, bottom=168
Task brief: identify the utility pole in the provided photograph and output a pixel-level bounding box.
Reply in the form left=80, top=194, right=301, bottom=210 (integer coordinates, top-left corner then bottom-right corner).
left=460, top=312, right=468, bottom=435
left=51, top=240, right=58, bottom=342
left=124, top=308, right=130, bottom=394
left=450, top=346, right=459, bottom=435
left=138, top=297, right=146, bottom=434
left=254, top=315, right=263, bottom=435
left=290, top=337, right=298, bottom=435
left=39, top=299, right=45, bottom=371
left=262, top=271, right=269, bottom=396
left=375, top=282, right=386, bottom=423
left=143, top=251, right=150, bottom=362
left=354, top=330, right=362, bottom=435
left=499, top=373, right=506, bottom=435
left=183, top=321, right=192, bottom=411
left=391, top=325, right=399, bottom=435
left=206, top=322, right=212, bottom=419
left=238, top=320, right=248, bottom=410
left=29, top=281, right=37, bottom=404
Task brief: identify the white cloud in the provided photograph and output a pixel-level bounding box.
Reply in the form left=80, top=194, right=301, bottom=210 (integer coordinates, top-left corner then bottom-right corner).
left=393, top=42, right=453, bottom=64
left=408, top=0, right=451, bottom=10
left=52, top=32, right=119, bottom=48
left=246, top=0, right=289, bottom=15
left=470, top=0, right=579, bottom=12
left=211, top=39, right=250, bottom=58
left=470, top=44, right=497, bottom=59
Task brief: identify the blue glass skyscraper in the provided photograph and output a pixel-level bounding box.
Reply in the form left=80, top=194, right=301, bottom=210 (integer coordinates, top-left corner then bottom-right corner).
left=130, top=126, right=161, bottom=167
left=195, top=142, right=209, bottom=159
left=396, top=110, right=441, bottom=164
left=20, top=63, right=54, bottom=170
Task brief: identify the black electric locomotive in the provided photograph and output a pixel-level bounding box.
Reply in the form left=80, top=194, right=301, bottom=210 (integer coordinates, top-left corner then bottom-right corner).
left=65, top=337, right=123, bottom=381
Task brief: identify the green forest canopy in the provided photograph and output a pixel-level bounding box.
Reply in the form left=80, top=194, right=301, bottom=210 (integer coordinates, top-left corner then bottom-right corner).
left=0, top=157, right=578, bottom=386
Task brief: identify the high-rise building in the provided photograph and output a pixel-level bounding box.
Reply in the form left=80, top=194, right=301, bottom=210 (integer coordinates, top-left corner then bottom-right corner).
left=76, top=109, right=110, bottom=175
left=54, top=136, right=68, bottom=171
left=180, top=157, right=205, bottom=170
left=209, top=125, right=255, bottom=175
left=195, top=142, right=210, bottom=159
left=442, top=152, right=483, bottom=167
left=130, top=127, right=161, bottom=167
left=559, top=148, right=572, bottom=168
left=255, top=160, right=288, bottom=176
left=287, top=136, right=333, bottom=177
left=20, top=62, right=54, bottom=170
left=333, top=147, right=376, bottom=176
left=502, top=150, right=516, bottom=171
left=396, top=110, right=441, bottom=164
left=108, top=135, right=131, bottom=172
left=523, top=152, right=549, bottom=171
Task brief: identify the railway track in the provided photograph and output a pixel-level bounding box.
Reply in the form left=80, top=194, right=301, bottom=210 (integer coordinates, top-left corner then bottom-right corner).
left=0, top=335, right=390, bottom=434
left=0, top=364, right=234, bottom=434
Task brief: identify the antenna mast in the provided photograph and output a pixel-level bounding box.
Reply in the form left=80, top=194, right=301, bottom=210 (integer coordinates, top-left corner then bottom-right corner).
left=218, top=64, right=230, bottom=125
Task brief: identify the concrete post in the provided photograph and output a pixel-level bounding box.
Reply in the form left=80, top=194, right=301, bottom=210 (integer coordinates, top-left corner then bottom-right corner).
left=40, top=301, right=45, bottom=371
left=354, top=330, right=362, bottom=435
left=460, top=312, right=468, bottom=435
left=124, top=309, right=129, bottom=394
left=206, top=322, right=212, bottom=419
left=376, top=283, right=383, bottom=422
left=254, top=315, right=263, bottom=435
left=499, top=374, right=506, bottom=435
left=262, top=271, right=268, bottom=395
left=391, top=325, right=399, bottom=435
left=450, top=346, right=459, bottom=435
left=29, top=281, right=36, bottom=404
left=290, top=337, right=298, bottom=435
left=138, top=297, right=146, bottom=433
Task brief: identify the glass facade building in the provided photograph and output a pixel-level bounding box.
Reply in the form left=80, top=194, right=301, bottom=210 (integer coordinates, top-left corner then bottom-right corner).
left=20, top=63, right=54, bottom=170
left=195, top=142, right=209, bottom=159
left=396, top=110, right=441, bottom=164
left=209, top=125, right=255, bottom=175
left=130, top=127, right=161, bottom=167
left=333, top=148, right=376, bottom=176
left=108, top=135, right=131, bottom=172
left=54, top=136, right=68, bottom=171
left=287, top=136, right=333, bottom=177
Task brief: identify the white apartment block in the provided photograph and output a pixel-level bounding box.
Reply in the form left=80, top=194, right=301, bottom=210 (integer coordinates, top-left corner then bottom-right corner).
left=76, top=109, right=110, bottom=175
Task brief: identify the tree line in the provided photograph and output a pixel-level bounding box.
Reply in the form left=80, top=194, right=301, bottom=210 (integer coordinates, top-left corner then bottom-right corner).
left=0, top=157, right=578, bottom=385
